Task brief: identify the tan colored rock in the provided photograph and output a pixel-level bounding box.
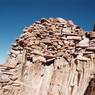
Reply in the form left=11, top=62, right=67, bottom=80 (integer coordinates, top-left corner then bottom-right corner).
left=56, top=17, right=67, bottom=23
left=67, top=36, right=82, bottom=40
left=0, top=18, right=95, bottom=95
left=10, top=49, right=20, bottom=55
left=67, top=20, right=74, bottom=26
left=62, top=32, right=78, bottom=36
left=33, top=56, right=46, bottom=63
left=76, top=53, right=90, bottom=61
left=3, top=63, right=16, bottom=69
left=31, top=49, right=44, bottom=56
left=27, top=28, right=32, bottom=32
left=77, top=36, right=89, bottom=47
left=9, top=76, right=18, bottom=81
left=62, top=28, right=71, bottom=33
left=41, top=39, right=51, bottom=44
left=86, top=47, right=95, bottom=51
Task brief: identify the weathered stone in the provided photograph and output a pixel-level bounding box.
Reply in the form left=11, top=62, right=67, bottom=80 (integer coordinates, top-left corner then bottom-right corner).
left=2, top=71, right=13, bottom=75
left=1, top=18, right=95, bottom=95
left=12, top=83, right=21, bottom=87
left=67, top=36, right=81, bottom=40
left=86, top=47, right=95, bottom=51
left=56, top=17, right=67, bottom=23
left=33, top=56, right=46, bottom=63
left=9, top=76, right=18, bottom=81
left=44, top=54, right=56, bottom=59
left=41, top=39, right=51, bottom=44
left=62, top=28, right=71, bottom=33
left=31, top=50, right=44, bottom=56
left=58, top=40, right=63, bottom=46
left=76, top=53, right=90, bottom=61
left=27, top=28, right=32, bottom=32
left=82, top=51, right=94, bottom=54
left=2, top=63, right=16, bottom=69
left=10, top=49, right=20, bottom=55
left=77, top=36, right=89, bottom=47
left=67, top=20, right=74, bottom=26
left=57, top=45, right=61, bottom=49
left=35, top=40, right=40, bottom=45
left=56, top=51, right=64, bottom=56
left=11, top=43, right=18, bottom=47
left=53, top=42, right=58, bottom=46
left=0, top=79, right=10, bottom=83
left=46, top=58, right=55, bottom=64
left=62, top=32, right=78, bottom=36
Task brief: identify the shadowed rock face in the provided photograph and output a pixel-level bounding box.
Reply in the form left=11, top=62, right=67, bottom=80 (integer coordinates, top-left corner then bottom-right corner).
left=0, top=18, right=95, bottom=95
left=84, top=78, right=95, bottom=95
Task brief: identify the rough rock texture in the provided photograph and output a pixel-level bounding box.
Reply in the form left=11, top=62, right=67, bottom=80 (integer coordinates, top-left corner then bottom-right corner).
left=0, top=18, right=95, bottom=95
left=84, top=78, right=95, bottom=95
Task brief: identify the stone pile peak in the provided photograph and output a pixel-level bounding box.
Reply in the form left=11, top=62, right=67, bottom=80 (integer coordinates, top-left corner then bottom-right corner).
left=7, top=18, right=95, bottom=65
left=0, top=18, right=95, bottom=95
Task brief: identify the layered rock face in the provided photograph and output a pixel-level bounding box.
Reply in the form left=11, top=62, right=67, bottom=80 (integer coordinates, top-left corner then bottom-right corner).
left=0, top=18, right=95, bottom=95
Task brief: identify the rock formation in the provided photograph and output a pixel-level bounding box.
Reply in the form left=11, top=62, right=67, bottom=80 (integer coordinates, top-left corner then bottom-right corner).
left=0, top=18, right=95, bottom=95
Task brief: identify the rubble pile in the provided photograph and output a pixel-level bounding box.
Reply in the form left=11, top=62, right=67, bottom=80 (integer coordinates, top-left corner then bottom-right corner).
left=0, top=64, right=23, bottom=95
left=0, top=18, right=95, bottom=95
left=7, top=18, right=95, bottom=65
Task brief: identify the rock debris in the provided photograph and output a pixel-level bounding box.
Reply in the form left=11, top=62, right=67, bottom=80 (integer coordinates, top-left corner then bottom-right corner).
left=0, top=18, right=95, bottom=95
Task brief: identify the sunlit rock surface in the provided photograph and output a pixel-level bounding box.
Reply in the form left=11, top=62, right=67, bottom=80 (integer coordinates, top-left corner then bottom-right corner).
left=0, top=18, right=95, bottom=95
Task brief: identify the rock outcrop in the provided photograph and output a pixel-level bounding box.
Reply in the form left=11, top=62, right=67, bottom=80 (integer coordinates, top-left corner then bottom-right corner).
left=0, top=18, right=95, bottom=95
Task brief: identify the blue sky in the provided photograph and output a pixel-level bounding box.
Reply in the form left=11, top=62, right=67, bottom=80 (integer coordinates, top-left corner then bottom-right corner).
left=0, top=0, right=95, bottom=63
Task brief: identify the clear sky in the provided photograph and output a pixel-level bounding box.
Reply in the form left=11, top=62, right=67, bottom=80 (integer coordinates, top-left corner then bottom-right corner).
left=0, top=0, right=95, bottom=63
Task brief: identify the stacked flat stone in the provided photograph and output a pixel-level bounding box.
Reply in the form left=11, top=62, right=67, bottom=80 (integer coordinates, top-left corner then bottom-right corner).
left=0, top=18, right=95, bottom=95
left=7, top=18, right=95, bottom=66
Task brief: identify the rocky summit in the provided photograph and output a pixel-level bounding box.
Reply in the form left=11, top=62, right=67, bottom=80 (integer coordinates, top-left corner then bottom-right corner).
left=0, top=18, right=95, bottom=95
